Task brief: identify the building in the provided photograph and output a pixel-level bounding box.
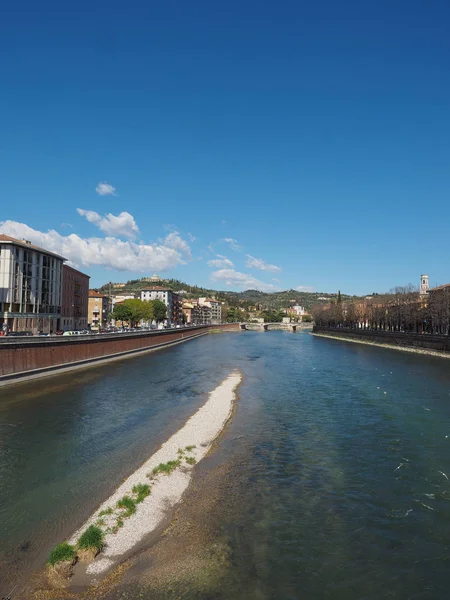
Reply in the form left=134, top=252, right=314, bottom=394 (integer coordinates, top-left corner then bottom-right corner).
left=192, top=303, right=212, bottom=325
left=0, top=234, right=65, bottom=334
left=420, top=274, right=430, bottom=298
left=61, top=265, right=90, bottom=331
left=182, top=301, right=195, bottom=324
left=198, top=297, right=222, bottom=324
left=140, top=287, right=183, bottom=325
left=88, top=290, right=111, bottom=332
left=141, top=274, right=162, bottom=283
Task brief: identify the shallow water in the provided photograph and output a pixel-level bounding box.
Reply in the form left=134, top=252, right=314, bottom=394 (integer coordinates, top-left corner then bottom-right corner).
left=2, top=331, right=450, bottom=598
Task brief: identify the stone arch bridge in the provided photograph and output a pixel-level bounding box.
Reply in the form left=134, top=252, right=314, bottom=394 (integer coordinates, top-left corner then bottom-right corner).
left=240, top=322, right=313, bottom=332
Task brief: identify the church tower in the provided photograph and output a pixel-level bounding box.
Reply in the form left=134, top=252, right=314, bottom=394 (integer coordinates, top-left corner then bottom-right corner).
left=420, top=274, right=429, bottom=297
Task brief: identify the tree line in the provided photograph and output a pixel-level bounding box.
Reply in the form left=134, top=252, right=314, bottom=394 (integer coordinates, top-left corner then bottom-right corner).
left=312, top=286, right=450, bottom=335
left=111, top=299, right=167, bottom=327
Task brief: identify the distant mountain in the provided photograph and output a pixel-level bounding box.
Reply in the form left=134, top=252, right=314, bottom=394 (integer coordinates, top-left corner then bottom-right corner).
left=98, top=278, right=355, bottom=311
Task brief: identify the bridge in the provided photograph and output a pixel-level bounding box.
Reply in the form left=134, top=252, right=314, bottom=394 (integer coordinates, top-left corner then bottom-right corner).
left=240, top=322, right=313, bottom=332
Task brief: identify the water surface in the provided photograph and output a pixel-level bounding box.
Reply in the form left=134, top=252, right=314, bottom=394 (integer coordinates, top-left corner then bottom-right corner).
left=1, top=331, right=450, bottom=599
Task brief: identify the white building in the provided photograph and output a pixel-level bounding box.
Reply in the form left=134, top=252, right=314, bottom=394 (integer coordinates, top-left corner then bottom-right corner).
left=198, top=298, right=222, bottom=324
left=420, top=274, right=429, bottom=298
left=0, top=234, right=65, bottom=334
left=140, top=287, right=182, bottom=325
left=292, top=304, right=306, bottom=316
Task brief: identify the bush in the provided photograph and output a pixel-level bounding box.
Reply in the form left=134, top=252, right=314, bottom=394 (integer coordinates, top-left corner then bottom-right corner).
left=132, top=483, right=151, bottom=503
left=78, top=525, right=104, bottom=552
left=48, top=542, right=77, bottom=566
left=117, top=495, right=136, bottom=516
left=152, top=459, right=181, bottom=476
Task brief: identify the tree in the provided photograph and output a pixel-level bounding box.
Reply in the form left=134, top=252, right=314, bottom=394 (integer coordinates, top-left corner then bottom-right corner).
left=112, top=303, right=132, bottom=325
left=152, top=299, right=167, bottom=324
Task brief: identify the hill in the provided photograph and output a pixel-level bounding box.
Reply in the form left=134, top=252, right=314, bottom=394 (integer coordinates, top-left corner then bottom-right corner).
left=98, top=278, right=356, bottom=311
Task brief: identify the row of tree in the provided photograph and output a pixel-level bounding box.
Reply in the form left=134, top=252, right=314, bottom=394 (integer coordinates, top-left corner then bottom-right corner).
left=111, top=299, right=167, bottom=327
left=312, top=285, right=450, bottom=335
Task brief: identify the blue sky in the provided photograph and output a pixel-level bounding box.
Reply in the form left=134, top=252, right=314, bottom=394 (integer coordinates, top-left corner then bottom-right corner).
left=1, top=0, right=449, bottom=294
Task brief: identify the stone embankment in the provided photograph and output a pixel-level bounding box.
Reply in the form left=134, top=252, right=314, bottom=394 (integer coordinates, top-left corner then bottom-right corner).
left=0, top=324, right=241, bottom=385
left=312, top=326, right=450, bottom=358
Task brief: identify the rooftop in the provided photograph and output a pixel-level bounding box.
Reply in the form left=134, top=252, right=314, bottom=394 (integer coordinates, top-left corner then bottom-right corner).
left=89, top=290, right=110, bottom=298
left=429, top=283, right=450, bottom=292
left=0, top=234, right=67, bottom=261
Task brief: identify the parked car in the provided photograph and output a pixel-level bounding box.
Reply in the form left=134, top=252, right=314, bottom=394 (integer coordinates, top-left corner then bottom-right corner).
left=8, top=331, right=33, bottom=337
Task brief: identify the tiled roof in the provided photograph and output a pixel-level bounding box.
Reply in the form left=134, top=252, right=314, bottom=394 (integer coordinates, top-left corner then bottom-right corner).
left=429, top=283, right=450, bottom=292
left=0, top=234, right=66, bottom=260
left=89, top=290, right=109, bottom=298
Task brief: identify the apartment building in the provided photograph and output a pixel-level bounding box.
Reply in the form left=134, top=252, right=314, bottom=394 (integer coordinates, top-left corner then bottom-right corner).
left=140, top=287, right=183, bottom=325
left=61, top=265, right=90, bottom=331
left=0, top=234, right=64, bottom=334
left=88, top=290, right=111, bottom=332
left=198, top=297, right=222, bottom=324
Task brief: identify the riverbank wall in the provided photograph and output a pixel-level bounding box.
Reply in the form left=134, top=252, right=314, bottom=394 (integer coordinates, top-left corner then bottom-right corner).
left=0, top=324, right=240, bottom=384
left=312, top=326, right=450, bottom=355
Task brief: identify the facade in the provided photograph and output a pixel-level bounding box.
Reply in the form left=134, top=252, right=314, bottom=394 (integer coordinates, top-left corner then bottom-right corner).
left=192, top=303, right=212, bottom=325
left=61, top=265, right=90, bottom=331
left=420, top=274, right=430, bottom=298
left=182, top=301, right=195, bottom=324
left=0, top=234, right=65, bottom=334
left=198, top=297, right=222, bottom=324
left=141, top=287, right=183, bottom=325
left=88, top=290, right=111, bottom=332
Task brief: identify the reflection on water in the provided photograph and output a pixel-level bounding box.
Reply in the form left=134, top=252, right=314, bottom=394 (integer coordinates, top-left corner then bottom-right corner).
left=2, top=332, right=450, bottom=599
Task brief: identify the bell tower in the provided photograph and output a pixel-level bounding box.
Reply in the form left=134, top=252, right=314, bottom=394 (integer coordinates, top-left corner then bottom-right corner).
left=420, top=274, right=429, bottom=297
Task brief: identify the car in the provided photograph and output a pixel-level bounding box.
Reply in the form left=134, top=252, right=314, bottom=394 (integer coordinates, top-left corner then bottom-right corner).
left=7, top=331, right=33, bottom=337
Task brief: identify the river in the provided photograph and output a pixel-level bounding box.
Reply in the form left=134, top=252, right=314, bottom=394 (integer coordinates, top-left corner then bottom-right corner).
left=1, top=331, right=450, bottom=599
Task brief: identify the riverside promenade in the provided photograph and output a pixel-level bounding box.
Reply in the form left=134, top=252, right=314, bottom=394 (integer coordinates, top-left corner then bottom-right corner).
left=0, top=324, right=240, bottom=385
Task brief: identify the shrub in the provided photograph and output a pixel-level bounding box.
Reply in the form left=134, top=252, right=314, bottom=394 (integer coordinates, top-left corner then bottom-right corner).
left=48, top=542, right=77, bottom=566
left=98, top=507, right=113, bottom=517
left=132, top=483, right=151, bottom=503
left=185, top=456, right=197, bottom=465
left=117, top=495, right=136, bottom=517
left=152, top=459, right=181, bottom=476
left=78, top=525, right=104, bottom=552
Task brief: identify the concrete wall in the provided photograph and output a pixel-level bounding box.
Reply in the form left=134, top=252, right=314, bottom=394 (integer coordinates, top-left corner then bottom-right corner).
left=313, top=326, right=450, bottom=353
left=0, top=324, right=240, bottom=382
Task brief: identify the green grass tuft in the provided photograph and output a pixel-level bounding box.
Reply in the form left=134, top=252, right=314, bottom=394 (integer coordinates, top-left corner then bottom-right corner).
left=185, top=445, right=196, bottom=452
left=116, top=495, right=136, bottom=517
left=116, top=517, right=124, bottom=528
left=152, top=459, right=181, bottom=476
left=48, top=542, right=76, bottom=566
left=78, top=525, right=104, bottom=552
left=185, top=456, right=197, bottom=465
left=132, top=483, right=151, bottom=503
left=98, top=507, right=113, bottom=517
left=95, top=518, right=106, bottom=527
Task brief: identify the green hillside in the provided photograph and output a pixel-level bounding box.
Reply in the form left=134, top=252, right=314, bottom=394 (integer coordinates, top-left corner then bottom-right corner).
left=98, top=278, right=355, bottom=311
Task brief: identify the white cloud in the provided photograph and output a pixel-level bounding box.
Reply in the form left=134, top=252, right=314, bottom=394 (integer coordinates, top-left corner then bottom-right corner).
left=222, top=237, right=242, bottom=252
left=207, top=254, right=234, bottom=268
left=163, top=231, right=192, bottom=259
left=246, top=254, right=281, bottom=273
left=96, top=182, right=116, bottom=196
left=77, top=208, right=139, bottom=240
left=295, top=286, right=315, bottom=292
left=272, top=277, right=280, bottom=282
left=187, top=232, right=196, bottom=242
left=211, top=268, right=275, bottom=292
left=0, top=220, right=192, bottom=273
